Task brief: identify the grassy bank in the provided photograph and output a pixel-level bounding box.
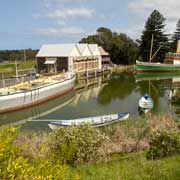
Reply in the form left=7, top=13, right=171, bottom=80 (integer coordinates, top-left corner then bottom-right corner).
left=70, top=153, right=180, bottom=180
left=1, top=114, right=180, bottom=179
left=0, top=60, right=36, bottom=72
left=0, top=60, right=36, bottom=79
left=112, top=65, right=135, bottom=74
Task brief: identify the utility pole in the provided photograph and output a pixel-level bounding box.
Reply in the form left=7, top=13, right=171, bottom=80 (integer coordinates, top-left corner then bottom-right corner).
left=24, top=49, right=26, bottom=62
left=15, top=61, right=18, bottom=82
left=150, top=34, right=154, bottom=62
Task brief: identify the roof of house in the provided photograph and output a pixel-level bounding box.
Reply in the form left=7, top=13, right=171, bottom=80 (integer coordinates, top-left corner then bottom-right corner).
left=76, top=44, right=87, bottom=54
left=36, top=43, right=106, bottom=58
left=76, top=43, right=93, bottom=57
left=88, top=44, right=101, bottom=56
left=36, top=44, right=81, bottom=57
left=99, top=47, right=109, bottom=56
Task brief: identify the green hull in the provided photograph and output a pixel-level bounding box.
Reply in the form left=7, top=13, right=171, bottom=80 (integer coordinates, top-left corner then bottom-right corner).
left=135, top=72, right=180, bottom=81
left=136, top=61, right=180, bottom=72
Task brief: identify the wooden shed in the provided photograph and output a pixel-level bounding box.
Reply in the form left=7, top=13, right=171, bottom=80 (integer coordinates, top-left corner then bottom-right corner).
left=36, top=44, right=81, bottom=74
left=36, top=43, right=111, bottom=74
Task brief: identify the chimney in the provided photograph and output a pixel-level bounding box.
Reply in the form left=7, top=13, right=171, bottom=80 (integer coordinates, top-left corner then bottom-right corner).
left=177, top=40, right=180, bottom=53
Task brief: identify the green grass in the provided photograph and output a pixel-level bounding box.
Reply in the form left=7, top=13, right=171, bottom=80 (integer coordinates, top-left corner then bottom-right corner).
left=18, top=60, right=36, bottom=69
left=0, top=60, right=36, bottom=78
left=69, top=152, right=180, bottom=180
left=0, top=60, right=36, bottom=71
left=0, top=63, right=15, bottom=68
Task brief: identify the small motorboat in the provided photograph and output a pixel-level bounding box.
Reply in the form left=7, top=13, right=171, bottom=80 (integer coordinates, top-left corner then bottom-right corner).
left=138, top=94, right=154, bottom=113
left=48, top=112, right=129, bottom=130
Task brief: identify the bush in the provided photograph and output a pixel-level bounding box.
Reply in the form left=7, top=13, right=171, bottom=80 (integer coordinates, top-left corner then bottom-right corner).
left=0, top=126, right=72, bottom=180
left=146, top=130, right=180, bottom=160
left=49, top=124, right=108, bottom=164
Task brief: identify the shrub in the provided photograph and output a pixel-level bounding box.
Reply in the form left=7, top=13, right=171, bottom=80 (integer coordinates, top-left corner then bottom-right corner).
left=49, top=124, right=108, bottom=164
left=0, top=126, right=71, bottom=180
left=146, top=130, right=180, bottom=160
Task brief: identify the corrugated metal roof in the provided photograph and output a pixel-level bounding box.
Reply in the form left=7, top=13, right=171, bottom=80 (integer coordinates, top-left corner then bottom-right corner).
left=36, top=43, right=103, bottom=58
left=76, top=44, right=87, bottom=54
left=99, top=46, right=109, bottom=56
left=36, top=44, right=80, bottom=57
left=88, top=44, right=101, bottom=56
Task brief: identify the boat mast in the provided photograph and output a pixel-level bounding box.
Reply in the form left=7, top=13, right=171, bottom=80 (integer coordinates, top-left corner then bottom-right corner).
left=150, top=34, right=154, bottom=62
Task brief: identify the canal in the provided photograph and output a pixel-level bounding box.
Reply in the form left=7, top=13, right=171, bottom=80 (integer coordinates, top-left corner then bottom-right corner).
left=0, top=72, right=180, bottom=130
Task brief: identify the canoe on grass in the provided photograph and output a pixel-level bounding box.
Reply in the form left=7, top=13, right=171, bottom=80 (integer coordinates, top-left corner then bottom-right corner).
left=48, top=112, right=129, bottom=130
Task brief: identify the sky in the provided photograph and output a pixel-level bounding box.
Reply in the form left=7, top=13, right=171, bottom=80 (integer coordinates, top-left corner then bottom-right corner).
left=0, top=0, right=179, bottom=50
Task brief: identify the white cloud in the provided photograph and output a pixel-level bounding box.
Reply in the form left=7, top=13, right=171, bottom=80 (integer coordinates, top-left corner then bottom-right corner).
left=34, top=23, right=84, bottom=38
left=47, top=8, right=95, bottom=19
left=34, top=0, right=94, bottom=40
left=129, top=0, right=180, bottom=34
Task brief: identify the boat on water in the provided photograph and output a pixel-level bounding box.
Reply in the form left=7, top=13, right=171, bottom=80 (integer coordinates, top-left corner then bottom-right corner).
left=138, top=94, right=154, bottom=113
left=0, top=73, right=75, bottom=113
left=136, top=39, right=180, bottom=73
left=136, top=60, right=180, bottom=73
left=48, top=112, right=129, bottom=129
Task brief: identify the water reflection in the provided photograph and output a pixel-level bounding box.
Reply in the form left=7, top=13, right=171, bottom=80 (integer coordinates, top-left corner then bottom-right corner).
left=97, top=73, right=136, bottom=105
left=2, top=72, right=180, bottom=129
left=0, top=91, right=75, bottom=126
left=136, top=72, right=180, bottom=118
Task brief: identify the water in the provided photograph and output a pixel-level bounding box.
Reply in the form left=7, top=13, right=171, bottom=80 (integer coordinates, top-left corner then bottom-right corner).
left=1, top=72, right=180, bottom=130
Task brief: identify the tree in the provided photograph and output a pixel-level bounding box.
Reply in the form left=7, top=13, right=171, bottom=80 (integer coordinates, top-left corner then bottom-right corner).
left=140, top=10, right=169, bottom=62
left=172, top=20, right=180, bottom=52
left=80, top=27, right=139, bottom=65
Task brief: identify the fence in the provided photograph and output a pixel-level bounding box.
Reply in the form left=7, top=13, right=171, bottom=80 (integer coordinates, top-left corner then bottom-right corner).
left=0, top=68, right=36, bottom=88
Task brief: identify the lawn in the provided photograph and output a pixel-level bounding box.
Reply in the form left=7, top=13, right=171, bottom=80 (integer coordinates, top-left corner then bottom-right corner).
left=69, top=152, right=180, bottom=180
left=0, top=60, right=36, bottom=78
left=0, top=60, right=36, bottom=70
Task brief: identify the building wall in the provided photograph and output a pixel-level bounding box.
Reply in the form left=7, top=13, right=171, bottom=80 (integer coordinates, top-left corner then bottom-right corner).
left=37, top=57, right=46, bottom=73
left=37, top=57, right=68, bottom=73
left=56, top=57, right=68, bottom=72
left=73, top=59, right=99, bottom=73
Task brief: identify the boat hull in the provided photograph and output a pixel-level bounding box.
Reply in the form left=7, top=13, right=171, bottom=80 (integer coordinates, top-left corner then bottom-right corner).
left=48, top=112, right=129, bottom=129
left=136, top=61, right=180, bottom=73
left=0, top=76, right=75, bottom=113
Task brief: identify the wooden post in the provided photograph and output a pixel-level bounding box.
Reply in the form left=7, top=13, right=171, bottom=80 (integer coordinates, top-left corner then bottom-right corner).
left=2, top=72, right=5, bottom=87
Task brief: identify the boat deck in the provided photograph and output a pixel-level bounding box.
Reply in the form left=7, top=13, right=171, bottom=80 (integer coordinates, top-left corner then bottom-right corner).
left=0, top=73, right=65, bottom=95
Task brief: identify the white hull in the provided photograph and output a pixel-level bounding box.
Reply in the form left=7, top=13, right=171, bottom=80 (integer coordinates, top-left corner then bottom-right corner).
left=48, top=112, right=129, bottom=129
left=138, top=94, right=153, bottom=114
left=0, top=76, right=75, bottom=113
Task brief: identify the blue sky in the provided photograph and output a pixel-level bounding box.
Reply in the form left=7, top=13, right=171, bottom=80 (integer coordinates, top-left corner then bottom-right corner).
left=0, top=0, right=179, bottom=50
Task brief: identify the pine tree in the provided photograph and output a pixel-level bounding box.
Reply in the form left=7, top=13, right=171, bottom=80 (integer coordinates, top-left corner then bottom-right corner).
left=172, top=20, right=180, bottom=52
left=140, top=10, right=169, bottom=62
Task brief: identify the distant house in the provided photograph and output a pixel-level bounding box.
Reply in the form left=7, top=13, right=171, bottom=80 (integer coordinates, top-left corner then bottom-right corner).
left=36, top=43, right=111, bottom=74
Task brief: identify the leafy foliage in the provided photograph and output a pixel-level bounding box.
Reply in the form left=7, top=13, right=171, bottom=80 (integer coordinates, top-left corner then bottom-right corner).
left=80, top=27, right=139, bottom=65
left=146, top=130, right=180, bottom=160
left=140, top=10, right=169, bottom=62
left=49, top=124, right=108, bottom=164
left=0, top=126, right=71, bottom=180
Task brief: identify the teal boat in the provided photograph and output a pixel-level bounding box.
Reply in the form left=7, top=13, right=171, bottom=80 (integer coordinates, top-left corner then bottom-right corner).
left=136, top=39, right=180, bottom=73
left=136, top=60, right=180, bottom=73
